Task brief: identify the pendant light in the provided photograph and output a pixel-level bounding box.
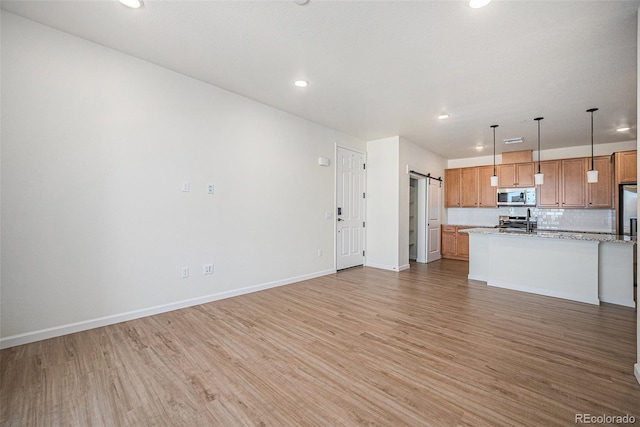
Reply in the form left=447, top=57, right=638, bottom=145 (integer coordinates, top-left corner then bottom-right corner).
left=490, top=125, right=499, bottom=186
left=586, top=108, right=599, bottom=183
left=534, top=117, right=544, bottom=185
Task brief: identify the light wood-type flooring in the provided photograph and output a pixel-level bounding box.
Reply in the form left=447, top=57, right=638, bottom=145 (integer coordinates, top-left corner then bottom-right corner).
left=1, top=260, right=639, bottom=426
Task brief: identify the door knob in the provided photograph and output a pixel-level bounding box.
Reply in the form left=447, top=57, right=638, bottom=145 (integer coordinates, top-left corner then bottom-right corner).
left=337, top=218, right=344, bottom=221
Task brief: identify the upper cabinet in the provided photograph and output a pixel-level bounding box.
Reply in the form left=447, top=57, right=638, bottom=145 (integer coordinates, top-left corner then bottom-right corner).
left=446, top=154, right=618, bottom=209
left=445, top=168, right=461, bottom=207
left=587, top=156, right=613, bottom=208
left=460, top=167, right=479, bottom=207
left=615, top=150, right=637, bottom=184
left=536, top=160, right=560, bottom=208
left=497, top=162, right=535, bottom=187
left=478, top=166, right=497, bottom=208
left=560, top=158, right=587, bottom=208
left=445, top=166, right=497, bottom=208
left=538, top=157, right=612, bottom=209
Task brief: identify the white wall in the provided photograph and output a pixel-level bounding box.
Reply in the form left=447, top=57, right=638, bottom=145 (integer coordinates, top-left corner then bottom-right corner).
left=365, top=137, right=400, bottom=270
left=0, top=12, right=365, bottom=346
left=448, top=140, right=637, bottom=168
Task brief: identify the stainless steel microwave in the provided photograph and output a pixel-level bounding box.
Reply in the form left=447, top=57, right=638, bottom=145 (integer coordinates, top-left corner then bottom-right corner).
left=497, top=188, right=536, bottom=206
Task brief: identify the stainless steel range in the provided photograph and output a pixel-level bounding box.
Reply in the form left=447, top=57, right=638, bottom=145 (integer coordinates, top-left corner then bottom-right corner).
left=498, top=212, right=537, bottom=232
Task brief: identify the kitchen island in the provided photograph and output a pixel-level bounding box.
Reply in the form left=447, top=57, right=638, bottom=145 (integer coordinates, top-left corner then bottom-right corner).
left=461, top=228, right=636, bottom=307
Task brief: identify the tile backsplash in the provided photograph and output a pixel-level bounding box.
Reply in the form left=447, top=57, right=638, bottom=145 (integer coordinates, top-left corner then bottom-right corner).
left=446, top=207, right=615, bottom=233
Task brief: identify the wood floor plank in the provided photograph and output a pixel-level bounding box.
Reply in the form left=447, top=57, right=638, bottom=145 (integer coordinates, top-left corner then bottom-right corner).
left=1, top=260, right=639, bottom=426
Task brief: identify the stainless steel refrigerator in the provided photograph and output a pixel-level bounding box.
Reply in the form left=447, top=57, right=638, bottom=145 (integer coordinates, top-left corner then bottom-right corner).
left=619, top=184, right=637, bottom=236
left=619, top=184, right=637, bottom=286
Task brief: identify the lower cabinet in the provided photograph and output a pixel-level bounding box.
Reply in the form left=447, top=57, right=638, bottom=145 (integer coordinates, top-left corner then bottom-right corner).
left=441, top=225, right=472, bottom=261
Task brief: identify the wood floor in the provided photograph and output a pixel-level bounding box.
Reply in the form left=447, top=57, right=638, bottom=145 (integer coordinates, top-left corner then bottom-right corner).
left=1, top=260, right=639, bottom=426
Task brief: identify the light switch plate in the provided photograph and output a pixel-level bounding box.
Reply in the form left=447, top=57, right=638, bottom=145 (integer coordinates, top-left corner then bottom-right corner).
left=203, top=264, right=214, bottom=275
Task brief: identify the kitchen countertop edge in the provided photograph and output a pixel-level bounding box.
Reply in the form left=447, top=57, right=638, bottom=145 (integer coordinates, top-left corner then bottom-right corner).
left=459, top=228, right=636, bottom=244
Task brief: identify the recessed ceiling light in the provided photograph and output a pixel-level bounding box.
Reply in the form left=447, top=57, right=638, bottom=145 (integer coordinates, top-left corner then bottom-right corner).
left=294, top=0, right=310, bottom=4
left=616, top=126, right=631, bottom=132
left=469, top=0, right=491, bottom=8
left=294, top=80, right=308, bottom=88
left=438, top=114, right=450, bottom=120
left=118, top=0, right=143, bottom=8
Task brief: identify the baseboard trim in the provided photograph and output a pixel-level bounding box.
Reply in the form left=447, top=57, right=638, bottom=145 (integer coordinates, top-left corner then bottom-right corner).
left=487, top=281, right=600, bottom=306
left=598, top=296, right=636, bottom=308
left=635, top=363, right=640, bottom=385
left=365, top=262, right=402, bottom=272
left=0, top=268, right=336, bottom=349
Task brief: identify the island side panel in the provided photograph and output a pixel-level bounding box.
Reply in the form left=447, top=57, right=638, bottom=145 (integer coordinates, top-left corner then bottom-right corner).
left=468, top=233, right=492, bottom=282
left=599, top=242, right=636, bottom=308
left=468, top=233, right=600, bottom=305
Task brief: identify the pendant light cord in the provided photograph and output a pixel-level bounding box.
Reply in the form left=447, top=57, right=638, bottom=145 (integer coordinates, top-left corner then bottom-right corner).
left=587, top=108, right=598, bottom=170
left=534, top=117, right=543, bottom=173
left=491, top=125, right=498, bottom=175
left=591, top=111, right=594, bottom=170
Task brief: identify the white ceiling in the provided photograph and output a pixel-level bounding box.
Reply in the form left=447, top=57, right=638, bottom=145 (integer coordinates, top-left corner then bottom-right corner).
left=2, top=0, right=639, bottom=159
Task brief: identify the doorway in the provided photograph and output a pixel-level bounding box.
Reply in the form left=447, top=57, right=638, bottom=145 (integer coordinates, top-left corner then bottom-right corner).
left=409, top=173, right=442, bottom=264
left=409, top=178, right=418, bottom=261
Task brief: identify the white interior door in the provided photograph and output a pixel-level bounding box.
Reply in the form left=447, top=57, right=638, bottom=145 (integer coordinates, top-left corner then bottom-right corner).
left=336, top=147, right=365, bottom=270
left=427, top=178, right=442, bottom=263
left=416, top=178, right=427, bottom=263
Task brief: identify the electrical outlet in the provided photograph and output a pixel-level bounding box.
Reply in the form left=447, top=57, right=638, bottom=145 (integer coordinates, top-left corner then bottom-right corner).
left=181, top=266, right=189, bottom=278
left=207, top=183, right=215, bottom=194
left=203, top=264, right=214, bottom=275
left=318, top=249, right=323, bottom=257
left=181, top=181, right=190, bottom=192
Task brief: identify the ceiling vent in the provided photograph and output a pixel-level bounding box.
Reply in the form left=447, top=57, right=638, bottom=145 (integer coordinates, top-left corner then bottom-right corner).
left=503, top=137, right=524, bottom=144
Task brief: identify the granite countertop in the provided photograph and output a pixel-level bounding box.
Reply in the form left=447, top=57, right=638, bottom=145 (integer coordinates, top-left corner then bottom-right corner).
left=459, top=227, right=637, bottom=244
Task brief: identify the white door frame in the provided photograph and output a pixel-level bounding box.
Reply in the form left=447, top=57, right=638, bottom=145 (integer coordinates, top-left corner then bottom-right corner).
left=426, top=176, right=442, bottom=263
left=409, top=173, right=428, bottom=263
left=335, top=144, right=366, bottom=271
left=416, top=177, right=428, bottom=263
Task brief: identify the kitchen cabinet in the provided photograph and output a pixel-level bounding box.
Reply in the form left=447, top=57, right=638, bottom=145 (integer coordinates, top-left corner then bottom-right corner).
left=445, top=166, right=497, bottom=208
left=538, top=156, right=611, bottom=209
left=615, top=150, right=637, bottom=184
left=536, top=160, right=560, bottom=207
left=460, top=167, right=479, bottom=207
left=560, top=158, right=587, bottom=207
left=444, top=168, right=461, bottom=207
left=447, top=155, right=615, bottom=210
left=587, top=156, right=613, bottom=208
left=457, top=229, right=470, bottom=258
left=497, top=162, right=535, bottom=187
left=478, top=166, right=497, bottom=207
left=441, top=225, right=458, bottom=257
left=441, top=225, right=472, bottom=261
